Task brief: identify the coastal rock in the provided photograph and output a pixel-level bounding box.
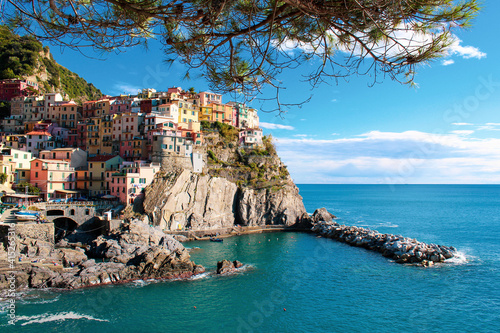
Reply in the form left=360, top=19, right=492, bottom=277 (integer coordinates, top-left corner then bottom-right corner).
left=312, top=221, right=457, bottom=265
left=311, top=208, right=337, bottom=223
left=237, top=184, right=307, bottom=226
left=29, top=266, right=58, bottom=288
left=142, top=169, right=308, bottom=231
left=0, top=220, right=204, bottom=291
left=217, top=259, right=237, bottom=274
left=58, top=248, right=88, bottom=267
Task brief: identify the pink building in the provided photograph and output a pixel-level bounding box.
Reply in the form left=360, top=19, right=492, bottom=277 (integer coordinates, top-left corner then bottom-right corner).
left=106, top=161, right=159, bottom=205
left=199, top=91, right=222, bottom=106
left=30, top=159, right=76, bottom=201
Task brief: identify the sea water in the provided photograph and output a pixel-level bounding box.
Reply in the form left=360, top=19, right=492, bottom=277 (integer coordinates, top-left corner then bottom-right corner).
left=1, top=185, right=499, bottom=332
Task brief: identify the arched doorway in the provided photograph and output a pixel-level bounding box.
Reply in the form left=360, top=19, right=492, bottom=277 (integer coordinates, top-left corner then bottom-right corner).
left=53, top=217, right=79, bottom=242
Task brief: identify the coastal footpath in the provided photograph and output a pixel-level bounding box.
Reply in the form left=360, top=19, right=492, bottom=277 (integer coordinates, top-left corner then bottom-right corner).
left=310, top=208, right=457, bottom=265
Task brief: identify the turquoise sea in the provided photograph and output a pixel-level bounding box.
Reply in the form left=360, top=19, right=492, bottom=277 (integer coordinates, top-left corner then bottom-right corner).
left=1, top=185, right=500, bottom=332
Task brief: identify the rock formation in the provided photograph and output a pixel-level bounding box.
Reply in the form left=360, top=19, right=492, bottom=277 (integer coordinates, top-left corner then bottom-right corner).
left=142, top=169, right=309, bottom=231
left=311, top=210, right=457, bottom=265
left=0, top=220, right=204, bottom=291
left=216, top=259, right=243, bottom=274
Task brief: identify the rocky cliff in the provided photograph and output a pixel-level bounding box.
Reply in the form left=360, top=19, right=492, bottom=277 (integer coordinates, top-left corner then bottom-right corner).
left=139, top=126, right=309, bottom=231
left=0, top=220, right=204, bottom=291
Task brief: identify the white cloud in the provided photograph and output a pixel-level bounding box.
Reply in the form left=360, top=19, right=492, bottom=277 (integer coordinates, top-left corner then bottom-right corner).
left=260, top=122, right=295, bottom=130
left=275, top=130, right=500, bottom=184
left=331, top=133, right=340, bottom=136
left=331, top=99, right=338, bottom=102
left=112, top=82, right=141, bottom=95
left=450, top=130, right=474, bottom=136
left=476, top=124, right=500, bottom=131
left=293, top=134, right=309, bottom=138
left=448, top=37, right=487, bottom=59
left=452, top=122, right=473, bottom=126
left=275, top=25, right=485, bottom=68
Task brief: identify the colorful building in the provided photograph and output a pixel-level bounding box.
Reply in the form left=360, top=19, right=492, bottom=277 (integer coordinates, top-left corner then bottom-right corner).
left=82, top=155, right=123, bottom=197
left=0, top=79, right=39, bottom=101
left=239, top=128, right=263, bottom=148
left=39, top=147, right=87, bottom=169
left=26, top=131, right=57, bottom=157
left=30, top=158, right=76, bottom=200
left=107, top=161, right=159, bottom=205
left=0, top=147, right=33, bottom=186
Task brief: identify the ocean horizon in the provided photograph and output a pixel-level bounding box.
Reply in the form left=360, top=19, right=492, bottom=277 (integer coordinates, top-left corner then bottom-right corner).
left=1, top=184, right=499, bottom=332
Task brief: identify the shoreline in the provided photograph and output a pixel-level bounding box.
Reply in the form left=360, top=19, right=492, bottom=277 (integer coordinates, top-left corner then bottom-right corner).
left=0, top=209, right=462, bottom=297
left=166, top=224, right=310, bottom=241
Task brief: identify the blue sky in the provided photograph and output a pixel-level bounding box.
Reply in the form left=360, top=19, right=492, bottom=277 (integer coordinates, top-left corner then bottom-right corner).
left=48, top=1, right=500, bottom=184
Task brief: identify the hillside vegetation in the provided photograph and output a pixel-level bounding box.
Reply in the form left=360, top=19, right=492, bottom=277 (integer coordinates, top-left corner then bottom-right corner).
left=200, top=121, right=290, bottom=191
left=0, top=26, right=101, bottom=102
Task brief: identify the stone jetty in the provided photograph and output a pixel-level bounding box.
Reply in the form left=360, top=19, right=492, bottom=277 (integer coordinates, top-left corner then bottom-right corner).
left=310, top=209, right=457, bottom=266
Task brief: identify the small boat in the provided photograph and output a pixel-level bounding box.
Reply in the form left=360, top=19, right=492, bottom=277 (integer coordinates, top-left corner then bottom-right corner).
left=15, top=211, right=40, bottom=221
left=210, top=237, right=223, bottom=242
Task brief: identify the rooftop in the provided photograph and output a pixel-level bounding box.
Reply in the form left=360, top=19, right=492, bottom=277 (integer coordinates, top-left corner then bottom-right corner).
left=88, top=155, right=119, bottom=162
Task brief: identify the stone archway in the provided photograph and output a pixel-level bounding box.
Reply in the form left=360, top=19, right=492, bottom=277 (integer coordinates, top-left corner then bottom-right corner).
left=53, top=217, right=79, bottom=242
left=47, top=209, right=65, bottom=216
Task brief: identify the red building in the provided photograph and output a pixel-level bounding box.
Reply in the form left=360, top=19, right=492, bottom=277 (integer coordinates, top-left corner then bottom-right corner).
left=0, top=79, right=39, bottom=101
left=140, top=99, right=153, bottom=114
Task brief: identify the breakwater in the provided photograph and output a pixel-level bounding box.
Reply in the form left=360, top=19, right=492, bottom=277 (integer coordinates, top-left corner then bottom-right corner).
left=312, top=220, right=457, bottom=265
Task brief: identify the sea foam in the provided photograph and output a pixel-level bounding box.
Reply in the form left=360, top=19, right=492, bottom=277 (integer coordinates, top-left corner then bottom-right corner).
left=15, top=311, right=109, bottom=326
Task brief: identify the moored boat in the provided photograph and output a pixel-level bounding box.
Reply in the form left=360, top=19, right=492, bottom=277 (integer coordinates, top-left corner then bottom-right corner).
left=14, top=211, right=40, bottom=221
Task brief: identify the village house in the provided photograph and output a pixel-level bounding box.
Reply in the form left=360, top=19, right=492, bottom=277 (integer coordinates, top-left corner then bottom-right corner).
left=77, top=155, right=123, bottom=198
left=0, top=147, right=32, bottom=187
left=39, top=147, right=87, bottom=169
left=26, top=130, right=58, bottom=157
left=30, top=158, right=76, bottom=201
left=107, top=161, right=159, bottom=204
left=239, top=128, right=263, bottom=148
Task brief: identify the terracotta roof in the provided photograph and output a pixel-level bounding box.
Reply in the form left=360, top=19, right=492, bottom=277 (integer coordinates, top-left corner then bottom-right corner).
left=26, top=131, right=51, bottom=136
left=33, top=158, right=70, bottom=164
left=88, top=155, right=118, bottom=162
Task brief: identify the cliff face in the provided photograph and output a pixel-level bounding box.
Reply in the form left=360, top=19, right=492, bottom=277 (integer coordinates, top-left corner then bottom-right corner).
left=141, top=129, right=308, bottom=231
left=142, top=169, right=308, bottom=231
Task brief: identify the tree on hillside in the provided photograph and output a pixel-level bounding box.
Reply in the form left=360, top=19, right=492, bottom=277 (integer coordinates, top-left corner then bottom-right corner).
left=3, top=0, right=480, bottom=107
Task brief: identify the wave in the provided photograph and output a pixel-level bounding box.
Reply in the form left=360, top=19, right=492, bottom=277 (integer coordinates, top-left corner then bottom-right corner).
left=18, top=295, right=60, bottom=305
left=190, top=272, right=210, bottom=280
left=445, top=251, right=469, bottom=265
left=15, top=311, right=109, bottom=326
left=377, top=222, right=399, bottom=228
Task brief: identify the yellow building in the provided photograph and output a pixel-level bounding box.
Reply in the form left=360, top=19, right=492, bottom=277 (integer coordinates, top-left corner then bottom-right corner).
left=177, top=100, right=199, bottom=126
left=199, top=105, right=213, bottom=122
left=85, top=117, right=101, bottom=155
left=84, top=155, right=123, bottom=197
left=100, top=114, right=113, bottom=155
left=95, top=99, right=111, bottom=116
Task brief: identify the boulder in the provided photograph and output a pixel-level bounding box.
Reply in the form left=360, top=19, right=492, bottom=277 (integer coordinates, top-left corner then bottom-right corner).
left=217, top=259, right=236, bottom=274
left=58, top=248, right=88, bottom=267
left=311, top=208, right=336, bottom=223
